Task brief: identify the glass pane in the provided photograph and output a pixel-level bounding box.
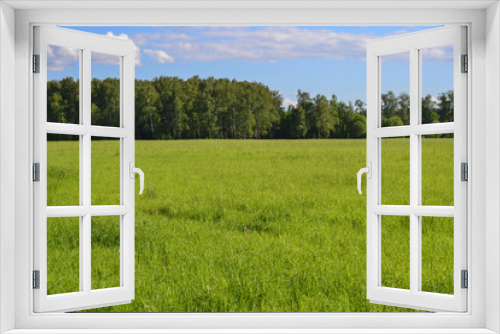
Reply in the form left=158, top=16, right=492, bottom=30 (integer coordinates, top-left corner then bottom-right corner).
left=47, top=217, right=80, bottom=295
left=421, top=217, right=454, bottom=294
left=91, top=216, right=120, bottom=290
left=91, top=137, right=120, bottom=205
left=47, top=134, right=79, bottom=206
left=381, top=215, right=410, bottom=290
left=421, top=45, right=454, bottom=124
left=422, top=134, right=454, bottom=206
left=381, top=52, right=410, bottom=127
left=381, top=137, right=410, bottom=205
left=91, top=52, right=121, bottom=127
left=47, top=45, right=80, bottom=124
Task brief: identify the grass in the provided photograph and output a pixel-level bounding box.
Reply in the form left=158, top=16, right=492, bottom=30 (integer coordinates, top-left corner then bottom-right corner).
left=46, top=138, right=454, bottom=312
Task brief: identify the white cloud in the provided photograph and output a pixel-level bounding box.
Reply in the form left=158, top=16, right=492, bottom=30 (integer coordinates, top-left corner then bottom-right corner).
left=106, top=31, right=129, bottom=40
left=105, top=31, right=142, bottom=66
left=90, top=49, right=121, bottom=66
left=431, top=95, right=440, bottom=104
left=421, top=45, right=453, bottom=62
left=47, top=27, right=452, bottom=72
left=47, top=45, right=80, bottom=71
left=283, top=98, right=298, bottom=108
left=151, top=26, right=374, bottom=62
left=179, top=42, right=198, bottom=51
left=133, top=32, right=162, bottom=46
left=144, top=49, right=175, bottom=63
left=47, top=31, right=143, bottom=72
left=140, top=26, right=453, bottom=63
left=380, top=45, right=452, bottom=63
left=134, top=32, right=194, bottom=46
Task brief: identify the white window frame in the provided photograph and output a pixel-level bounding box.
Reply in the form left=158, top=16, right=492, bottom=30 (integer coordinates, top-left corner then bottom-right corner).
left=1, top=1, right=499, bottom=333
left=366, top=26, right=468, bottom=312
left=33, top=26, right=136, bottom=313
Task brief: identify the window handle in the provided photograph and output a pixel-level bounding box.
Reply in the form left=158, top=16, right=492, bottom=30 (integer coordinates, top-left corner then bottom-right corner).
left=129, top=162, right=145, bottom=195
left=357, top=162, right=372, bottom=195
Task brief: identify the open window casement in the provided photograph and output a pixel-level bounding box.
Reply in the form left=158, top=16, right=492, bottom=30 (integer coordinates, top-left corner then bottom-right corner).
left=363, top=26, right=467, bottom=312
left=33, top=26, right=140, bottom=312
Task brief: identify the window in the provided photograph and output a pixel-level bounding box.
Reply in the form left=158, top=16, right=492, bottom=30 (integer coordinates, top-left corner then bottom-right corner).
left=33, top=25, right=469, bottom=314
left=6, top=3, right=493, bottom=332
left=364, top=26, right=467, bottom=312
left=33, top=26, right=139, bottom=312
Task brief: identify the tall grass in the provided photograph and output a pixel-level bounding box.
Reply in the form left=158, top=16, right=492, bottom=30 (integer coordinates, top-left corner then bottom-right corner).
left=46, top=138, right=454, bottom=312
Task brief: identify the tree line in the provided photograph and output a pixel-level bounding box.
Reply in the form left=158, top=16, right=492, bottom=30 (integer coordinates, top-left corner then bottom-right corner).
left=47, top=76, right=454, bottom=140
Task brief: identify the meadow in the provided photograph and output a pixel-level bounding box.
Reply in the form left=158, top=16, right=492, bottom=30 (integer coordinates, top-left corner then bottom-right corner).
left=46, top=138, right=454, bottom=312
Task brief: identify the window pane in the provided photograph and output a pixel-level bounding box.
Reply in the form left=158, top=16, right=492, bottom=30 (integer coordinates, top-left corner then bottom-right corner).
left=47, top=45, right=80, bottom=124
left=47, top=217, right=80, bottom=295
left=91, top=216, right=120, bottom=290
left=421, top=45, right=454, bottom=124
left=381, top=137, right=410, bottom=205
left=381, top=215, right=410, bottom=290
left=47, top=135, right=79, bottom=206
left=381, top=52, right=410, bottom=127
left=91, top=52, right=121, bottom=127
left=421, top=217, right=454, bottom=294
left=91, top=137, right=120, bottom=205
left=421, top=134, right=454, bottom=206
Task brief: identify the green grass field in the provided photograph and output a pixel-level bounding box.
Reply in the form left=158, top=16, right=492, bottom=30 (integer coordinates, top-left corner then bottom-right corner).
left=46, top=138, right=454, bottom=312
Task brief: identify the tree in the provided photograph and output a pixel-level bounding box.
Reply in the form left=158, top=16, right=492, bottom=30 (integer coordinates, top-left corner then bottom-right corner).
left=136, top=80, right=160, bottom=139
left=48, top=75, right=452, bottom=141
left=437, top=90, right=454, bottom=123
left=382, top=116, right=404, bottom=127
left=91, top=78, right=120, bottom=127
left=422, top=94, right=438, bottom=124
left=355, top=99, right=366, bottom=117
left=290, top=106, right=307, bottom=138
left=397, top=93, right=410, bottom=125
left=48, top=92, right=63, bottom=122
left=350, top=113, right=367, bottom=138
left=313, top=94, right=336, bottom=138
left=381, top=90, right=398, bottom=121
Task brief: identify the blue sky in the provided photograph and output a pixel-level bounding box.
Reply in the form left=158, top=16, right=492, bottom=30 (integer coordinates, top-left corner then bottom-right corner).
left=51, top=26, right=453, bottom=107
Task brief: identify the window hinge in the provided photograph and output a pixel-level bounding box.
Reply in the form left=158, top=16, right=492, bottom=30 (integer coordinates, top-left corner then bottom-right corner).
left=33, top=54, right=40, bottom=73
left=33, top=270, right=40, bottom=289
left=461, top=270, right=468, bottom=289
left=33, top=163, right=40, bottom=182
left=461, top=54, right=468, bottom=73
left=461, top=162, right=468, bottom=182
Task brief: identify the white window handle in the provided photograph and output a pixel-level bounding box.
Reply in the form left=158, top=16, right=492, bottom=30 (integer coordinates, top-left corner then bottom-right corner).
left=357, top=162, right=372, bottom=195
left=129, top=162, right=145, bottom=195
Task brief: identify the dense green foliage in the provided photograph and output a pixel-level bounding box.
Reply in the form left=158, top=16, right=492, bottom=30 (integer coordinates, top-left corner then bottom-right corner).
left=46, top=139, right=454, bottom=312
left=47, top=76, right=454, bottom=140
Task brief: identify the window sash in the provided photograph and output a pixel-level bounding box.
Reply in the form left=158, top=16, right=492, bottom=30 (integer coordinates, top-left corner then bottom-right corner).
left=366, top=26, right=468, bottom=312
left=32, top=25, right=136, bottom=313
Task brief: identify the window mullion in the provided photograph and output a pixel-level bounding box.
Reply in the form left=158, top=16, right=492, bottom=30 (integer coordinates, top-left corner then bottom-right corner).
left=409, top=47, right=420, bottom=294
left=78, top=48, right=84, bottom=293
left=82, top=47, right=92, bottom=294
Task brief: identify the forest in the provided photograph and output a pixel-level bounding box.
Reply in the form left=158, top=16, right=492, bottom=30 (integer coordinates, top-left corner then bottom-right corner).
left=46, top=76, right=454, bottom=139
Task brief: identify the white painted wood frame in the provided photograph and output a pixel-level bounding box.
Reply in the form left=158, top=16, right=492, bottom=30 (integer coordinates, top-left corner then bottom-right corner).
left=32, top=26, right=136, bottom=313
left=4, top=4, right=493, bottom=333
left=366, top=26, right=467, bottom=312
